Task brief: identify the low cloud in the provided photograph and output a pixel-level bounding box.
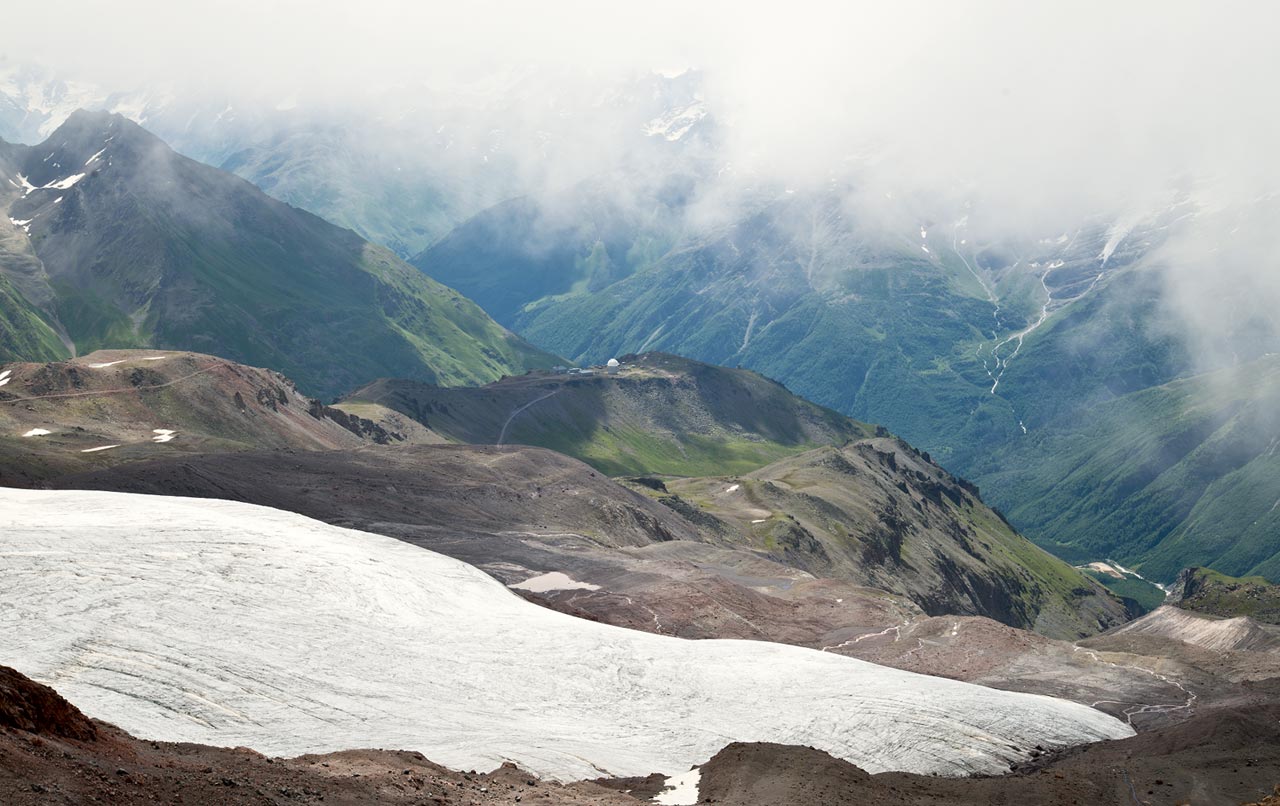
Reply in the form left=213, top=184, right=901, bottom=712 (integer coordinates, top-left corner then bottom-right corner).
left=8, top=0, right=1279, bottom=370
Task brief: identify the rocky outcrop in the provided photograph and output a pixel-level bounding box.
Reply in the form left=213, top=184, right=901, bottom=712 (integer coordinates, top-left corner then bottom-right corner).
left=307, top=400, right=401, bottom=444
left=1170, top=567, right=1280, bottom=624
left=0, top=666, right=96, bottom=742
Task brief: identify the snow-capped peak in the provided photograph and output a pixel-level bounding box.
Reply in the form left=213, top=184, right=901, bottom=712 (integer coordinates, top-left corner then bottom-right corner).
left=643, top=101, right=707, bottom=141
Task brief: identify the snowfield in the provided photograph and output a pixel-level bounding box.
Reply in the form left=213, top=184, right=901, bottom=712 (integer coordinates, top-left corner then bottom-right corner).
left=0, top=489, right=1133, bottom=781
left=509, top=570, right=601, bottom=592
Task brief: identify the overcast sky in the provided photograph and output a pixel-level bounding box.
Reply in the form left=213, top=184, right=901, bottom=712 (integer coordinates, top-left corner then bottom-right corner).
left=10, top=2, right=1276, bottom=221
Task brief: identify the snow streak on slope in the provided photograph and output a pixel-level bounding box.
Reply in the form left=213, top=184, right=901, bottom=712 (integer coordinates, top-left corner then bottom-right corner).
left=1111, top=606, right=1280, bottom=655
left=0, top=489, right=1132, bottom=781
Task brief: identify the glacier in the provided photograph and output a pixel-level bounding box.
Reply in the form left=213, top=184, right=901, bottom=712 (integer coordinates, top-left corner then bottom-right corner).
left=0, top=488, right=1133, bottom=781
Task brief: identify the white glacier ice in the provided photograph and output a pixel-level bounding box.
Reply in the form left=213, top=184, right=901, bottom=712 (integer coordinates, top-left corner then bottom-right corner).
left=0, top=489, right=1133, bottom=781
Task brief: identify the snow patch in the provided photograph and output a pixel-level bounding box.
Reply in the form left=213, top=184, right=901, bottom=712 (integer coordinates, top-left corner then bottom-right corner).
left=1099, top=222, right=1133, bottom=265
left=0, top=369, right=11, bottom=386
left=15, top=171, right=87, bottom=197
left=751, top=518, right=767, bottom=524
left=87, top=360, right=127, bottom=368
left=22, top=428, right=51, bottom=437
left=79, top=445, right=119, bottom=453
left=45, top=172, right=85, bottom=190
left=725, top=484, right=739, bottom=493
left=510, top=571, right=601, bottom=593
left=654, top=768, right=700, bottom=805
left=84, top=148, right=107, bottom=166
left=152, top=429, right=177, bottom=443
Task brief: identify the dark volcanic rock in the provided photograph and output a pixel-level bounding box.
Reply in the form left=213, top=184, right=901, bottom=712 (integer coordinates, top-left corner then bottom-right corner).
left=0, top=666, right=97, bottom=742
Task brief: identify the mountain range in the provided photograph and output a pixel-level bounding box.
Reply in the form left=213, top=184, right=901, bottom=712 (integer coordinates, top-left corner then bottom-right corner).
left=17, top=348, right=1279, bottom=752
left=411, top=177, right=1280, bottom=586
left=1, top=89, right=1270, bottom=599
left=0, top=62, right=1278, bottom=804
left=0, top=62, right=710, bottom=256
left=0, top=110, right=555, bottom=397
left=6, top=348, right=1128, bottom=638
left=16, top=73, right=1274, bottom=592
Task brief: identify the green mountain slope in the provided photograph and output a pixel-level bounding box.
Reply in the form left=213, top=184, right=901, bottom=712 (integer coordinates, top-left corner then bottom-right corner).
left=412, top=188, right=1175, bottom=462
left=414, top=184, right=1280, bottom=583
left=216, top=128, right=498, bottom=259
left=980, top=355, right=1280, bottom=581
left=0, top=110, right=557, bottom=396
left=412, top=177, right=688, bottom=325
left=0, top=271, right=66, bottom=363
left=412, top=188, right=1148, bottom=429
left=345, top=351, right=1128, bottom=637
left=347, top=352, right=873, bottom=477
left=0, top=144, right=69, bottom=362
left=652, top=439, right=1131, bottom=638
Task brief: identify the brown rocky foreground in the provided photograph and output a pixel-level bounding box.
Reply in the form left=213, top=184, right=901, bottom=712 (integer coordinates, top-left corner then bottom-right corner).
left=4, top=664, right=1280, bottom=806
left=0, top=665, right=636, bottom=806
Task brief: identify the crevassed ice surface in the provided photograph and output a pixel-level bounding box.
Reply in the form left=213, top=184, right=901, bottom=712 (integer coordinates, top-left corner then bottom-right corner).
left=0, top=489, right=1133, bottom=780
